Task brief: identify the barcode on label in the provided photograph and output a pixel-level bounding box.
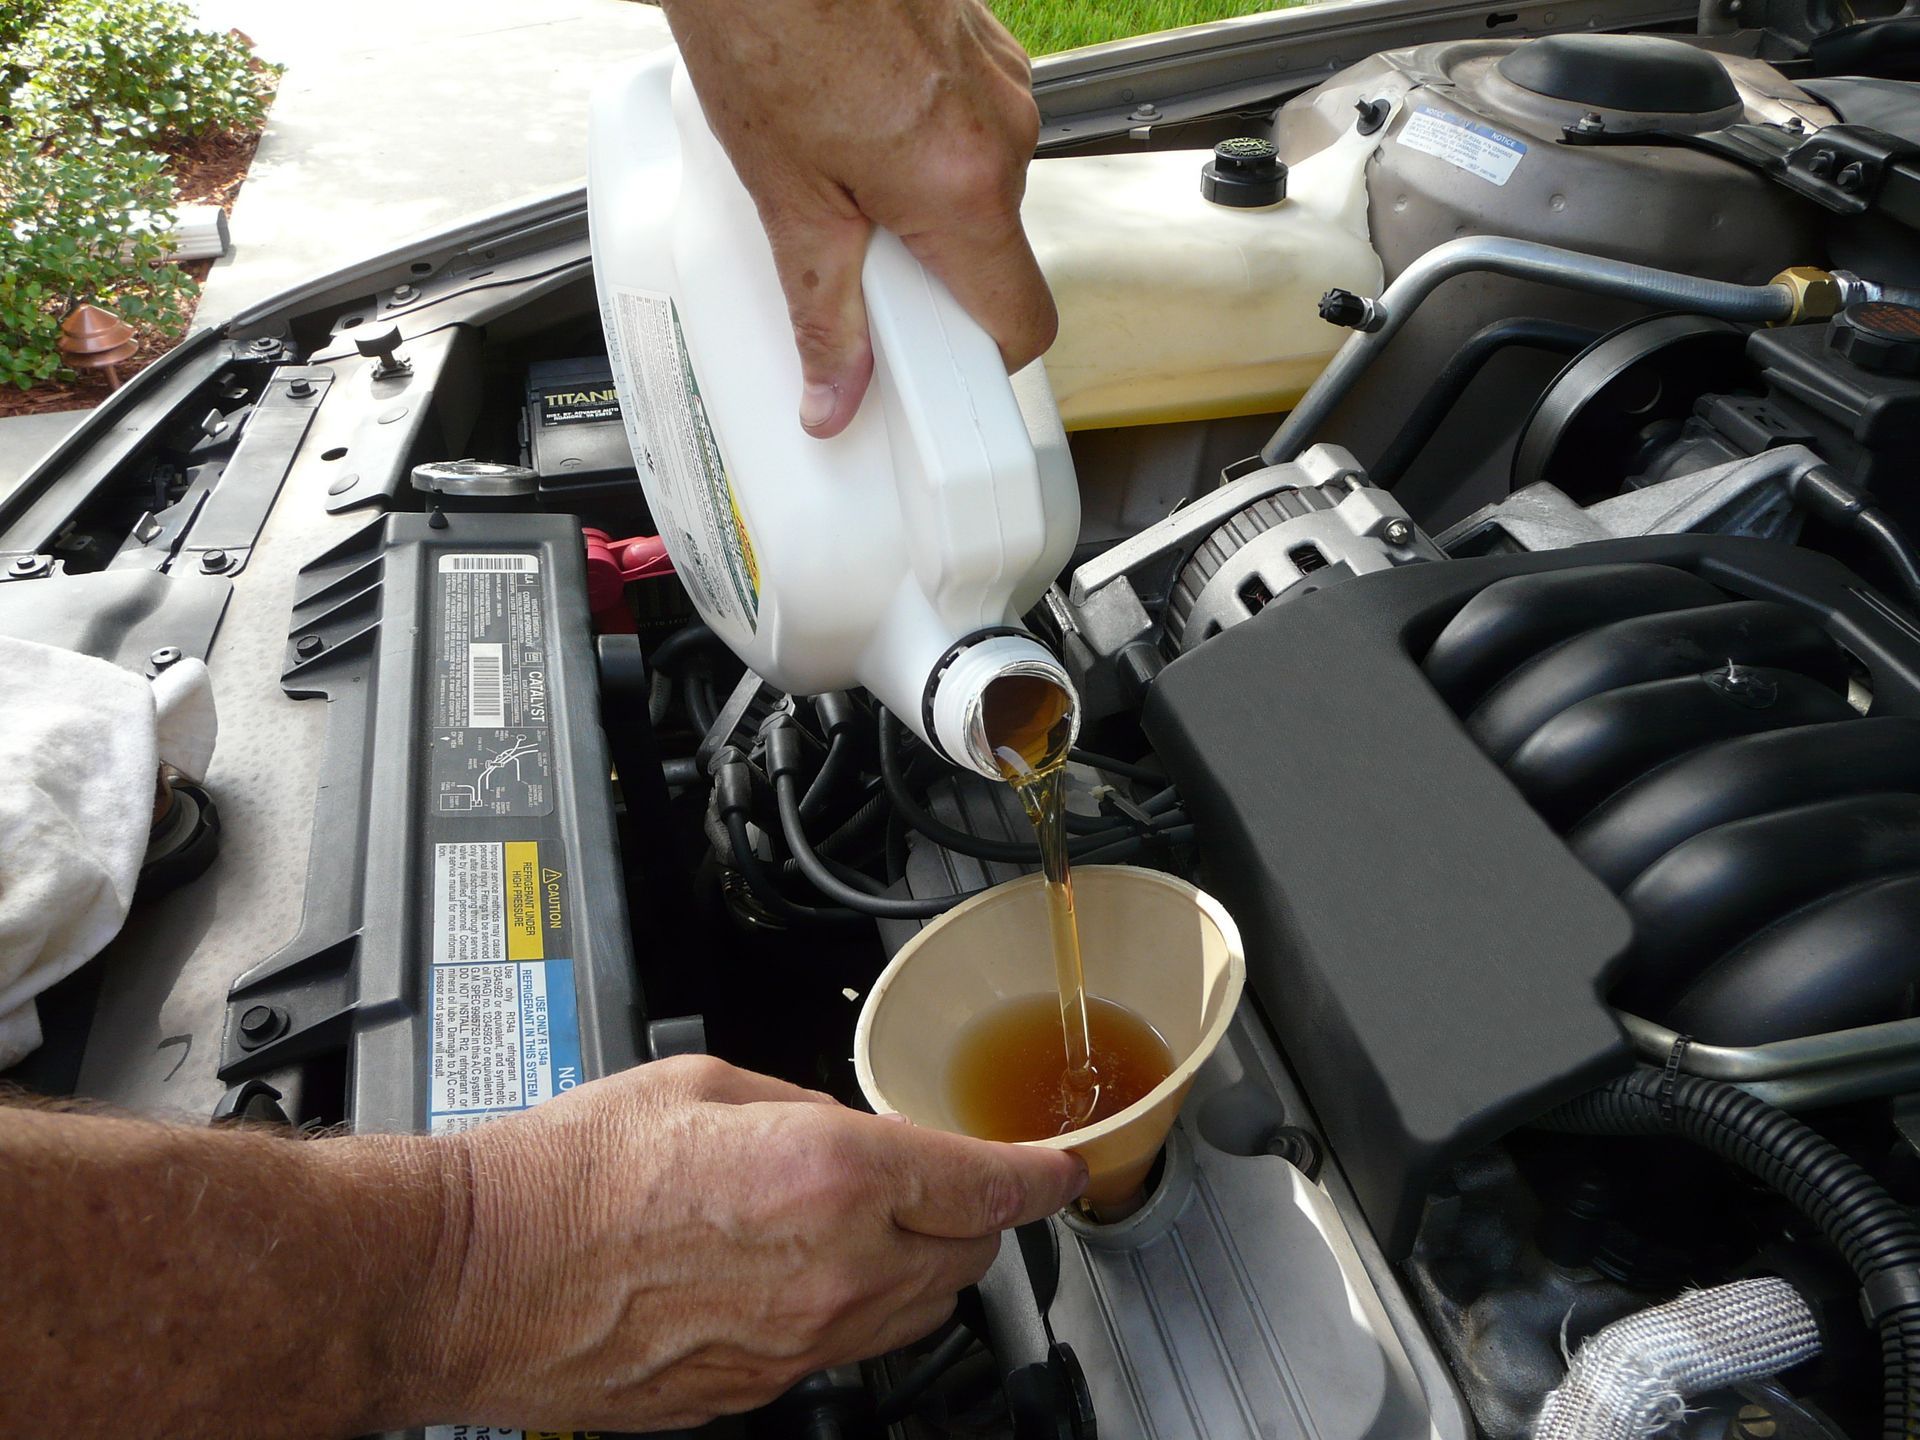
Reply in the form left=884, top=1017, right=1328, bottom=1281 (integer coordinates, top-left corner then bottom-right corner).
left=467, top=644, right=505, bottom=727
left=438, top=554, right=539, bottom=574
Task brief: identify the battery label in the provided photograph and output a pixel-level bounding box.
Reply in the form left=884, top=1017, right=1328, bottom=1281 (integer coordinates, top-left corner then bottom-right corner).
left=601, top=285, right=759, bottom=634
left=432, top=840, right=571, bottom=965
left=432, top=552, right=553, bottom=818
left=539, top=382, right=622, bottom=428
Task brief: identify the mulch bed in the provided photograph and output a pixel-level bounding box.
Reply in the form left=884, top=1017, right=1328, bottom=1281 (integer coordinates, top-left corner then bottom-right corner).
left=0, top=125, right=264, bottom=420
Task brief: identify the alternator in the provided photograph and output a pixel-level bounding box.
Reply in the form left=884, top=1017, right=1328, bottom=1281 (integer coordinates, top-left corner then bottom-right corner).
left=1162, top=468, right=1439, bottom=652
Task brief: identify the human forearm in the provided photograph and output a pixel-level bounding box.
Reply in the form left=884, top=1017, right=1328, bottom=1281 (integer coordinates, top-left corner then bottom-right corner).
left=3, top=1058, right=1083, bottom=1436
left=1, top=1103, right=463, bottom=1439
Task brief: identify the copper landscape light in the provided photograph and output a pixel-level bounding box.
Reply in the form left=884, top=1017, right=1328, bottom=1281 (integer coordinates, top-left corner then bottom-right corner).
left=57, top=304, right=138, bottom=388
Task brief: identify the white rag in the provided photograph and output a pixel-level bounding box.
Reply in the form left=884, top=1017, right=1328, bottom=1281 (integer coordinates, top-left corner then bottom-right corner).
left=0, top=637, right=217, bottom=1068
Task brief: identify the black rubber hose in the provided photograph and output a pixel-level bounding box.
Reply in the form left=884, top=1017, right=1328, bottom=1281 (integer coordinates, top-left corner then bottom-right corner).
left=872, top=1322, right=979, bottom=1426
left=1854, top=506, right=1920, bottom=615
left=685, top=674, right=719, bottom=735
left=723, top=811, right=863, bottom=926
left=877, top=709, right=1187, bottom=864
left=1371, top=317, right=1597, bottom=487
left=800, top=729, right=859, bottom=823
left=1542, top=1067, right=1920, bottom=1440
left=648, top=621, right=730, bottom=673
left=1070, top=748, right=1166, bottom=785
left=777, top=769, right=983, bottom=918
left=1786, top=466, right=1920, bottom=617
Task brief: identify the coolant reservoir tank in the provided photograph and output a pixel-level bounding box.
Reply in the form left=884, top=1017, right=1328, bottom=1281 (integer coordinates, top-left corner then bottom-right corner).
left=1023, top=119, right=1384, bottom=430
left=587, top=51, right=1081, bottom=777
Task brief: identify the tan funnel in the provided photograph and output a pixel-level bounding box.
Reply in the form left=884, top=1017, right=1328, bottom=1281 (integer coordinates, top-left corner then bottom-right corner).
left=855, top=865, right=1244, bottom=1212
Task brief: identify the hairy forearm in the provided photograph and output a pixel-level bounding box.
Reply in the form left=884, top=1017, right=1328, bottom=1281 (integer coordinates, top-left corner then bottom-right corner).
left=1, top=1102, right=469, bottom=1439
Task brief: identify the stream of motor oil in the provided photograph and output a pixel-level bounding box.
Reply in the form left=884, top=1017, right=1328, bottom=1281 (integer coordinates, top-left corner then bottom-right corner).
left=985, top=676, right=1101, bottom=1127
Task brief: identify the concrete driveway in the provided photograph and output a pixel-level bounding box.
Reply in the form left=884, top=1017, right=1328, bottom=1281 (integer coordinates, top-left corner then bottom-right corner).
left=189, top=0, right=674, bottom=327
left=1, top=0, right=673, bottom=496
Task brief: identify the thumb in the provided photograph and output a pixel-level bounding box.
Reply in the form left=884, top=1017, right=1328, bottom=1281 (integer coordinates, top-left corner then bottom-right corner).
left=860, top=1115, right=1088, bottom=1238
left=759, top=191, right=875, bottom=439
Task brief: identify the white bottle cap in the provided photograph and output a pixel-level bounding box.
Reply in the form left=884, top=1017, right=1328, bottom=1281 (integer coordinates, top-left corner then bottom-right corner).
left=928, top=631, right=1081, bottom=781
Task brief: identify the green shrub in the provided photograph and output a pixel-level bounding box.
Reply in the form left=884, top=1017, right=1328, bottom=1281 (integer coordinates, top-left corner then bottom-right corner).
left=0, top=128, right=194, bottom=389
left=6, top=0, right=278, bottom=144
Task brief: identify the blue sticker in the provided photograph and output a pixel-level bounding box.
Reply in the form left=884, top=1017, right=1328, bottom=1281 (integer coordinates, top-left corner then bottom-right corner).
left=428, top=958, right=584, bottom=1133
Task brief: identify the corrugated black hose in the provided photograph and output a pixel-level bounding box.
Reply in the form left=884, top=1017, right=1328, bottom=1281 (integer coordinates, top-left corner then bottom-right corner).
left=1542, top=1066, right=1920, bottom=1439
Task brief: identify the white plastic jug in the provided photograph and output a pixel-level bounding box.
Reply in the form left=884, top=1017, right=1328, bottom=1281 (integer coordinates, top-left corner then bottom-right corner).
left=588, top=51, right=1080, bottom=778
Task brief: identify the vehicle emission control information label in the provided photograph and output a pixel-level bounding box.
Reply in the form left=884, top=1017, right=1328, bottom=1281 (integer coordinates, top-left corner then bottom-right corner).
left=601, top=285, right=759, bottom=633
left=431, top=552, right=554, bottom=818
left=1396, top=106, right=1526, bottom=186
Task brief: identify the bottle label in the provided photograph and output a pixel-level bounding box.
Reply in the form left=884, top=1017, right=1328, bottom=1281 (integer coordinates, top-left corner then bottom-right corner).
left=601, top=285, right=760, bottom=634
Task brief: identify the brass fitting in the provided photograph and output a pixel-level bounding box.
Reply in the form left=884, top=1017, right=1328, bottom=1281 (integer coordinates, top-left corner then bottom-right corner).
left=1770, top=266, right=1843, bottom=326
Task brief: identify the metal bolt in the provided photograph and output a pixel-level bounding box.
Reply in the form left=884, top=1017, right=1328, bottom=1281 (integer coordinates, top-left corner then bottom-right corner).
left=1807, top=148, right=1837, bottom=179
left=1129, top=100, right=1160, bottom=122
left=237, top=1004, right=288, bottom=1048
left=287, top=377, right=314, bottom=398
left=248, top=335, right=278, bottom=352
left=200, top=549, right=230, bottom=574
left=1837, top=161, right=1867, bottom=193
left=1573, top=111, right=1606, bottom=135
left=391, top=283, right=417, bottom=303
left=7, top=554, right=49, bottom=578
left=1384, top=518, right=1414, bottom=546
left=295, top=633, right=325, bottom=658
left=149, top=646, right=183, bottom=671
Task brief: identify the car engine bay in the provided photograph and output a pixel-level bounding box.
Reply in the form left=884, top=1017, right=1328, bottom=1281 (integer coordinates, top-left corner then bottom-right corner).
left=13, top=11, right=1920, bottom=1440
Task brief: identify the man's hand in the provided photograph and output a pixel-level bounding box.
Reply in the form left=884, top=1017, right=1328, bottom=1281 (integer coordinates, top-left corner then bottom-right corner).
left=3, top=1058, right=1083, bottom=1438
left=429, top=1056, right=1085, bottom=1431
left=661, top=0, right=1058, bottom=439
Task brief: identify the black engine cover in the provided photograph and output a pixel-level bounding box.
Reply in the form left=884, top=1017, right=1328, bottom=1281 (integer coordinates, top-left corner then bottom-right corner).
left=1143, top=536, right=1920, bottom=1256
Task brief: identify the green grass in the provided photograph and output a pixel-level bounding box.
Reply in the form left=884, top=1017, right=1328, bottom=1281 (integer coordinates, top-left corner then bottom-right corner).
left=993, top=0, right=1296, bottom=54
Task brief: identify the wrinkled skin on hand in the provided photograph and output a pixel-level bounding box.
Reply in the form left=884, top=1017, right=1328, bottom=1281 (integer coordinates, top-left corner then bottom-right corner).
left=440, top=1055, right=1086, bottom=1431
left=660, top=0, right=1058, bottom=438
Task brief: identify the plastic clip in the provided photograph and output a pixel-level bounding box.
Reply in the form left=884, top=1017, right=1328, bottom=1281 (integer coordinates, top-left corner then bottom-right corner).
left=1659, top=1033, right=1693, bottom=1127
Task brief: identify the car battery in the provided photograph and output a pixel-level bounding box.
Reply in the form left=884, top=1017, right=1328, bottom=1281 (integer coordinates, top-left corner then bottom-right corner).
left=217, top=512, right=645, bottom=1138
left=521, top=356, right=650, bottom=532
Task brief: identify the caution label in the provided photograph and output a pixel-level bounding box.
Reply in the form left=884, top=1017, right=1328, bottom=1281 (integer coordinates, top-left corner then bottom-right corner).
left=601, top=285, right=759, bottom=633
left=432, top=840, right=570, bottom=966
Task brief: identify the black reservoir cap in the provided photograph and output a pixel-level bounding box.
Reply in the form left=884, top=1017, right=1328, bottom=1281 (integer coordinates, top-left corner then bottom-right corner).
left=1829, top=302, right=1920, bottom=377
left=1202, top=137, right=1287, bottom=208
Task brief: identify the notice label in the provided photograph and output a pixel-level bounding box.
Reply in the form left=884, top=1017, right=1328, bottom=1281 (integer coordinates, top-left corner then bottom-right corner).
left=428, top=958, right=582, bottom=1125
left=1397, top=107, right=1526, bottom=186
left=601, top=286, right=759, bottom=632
